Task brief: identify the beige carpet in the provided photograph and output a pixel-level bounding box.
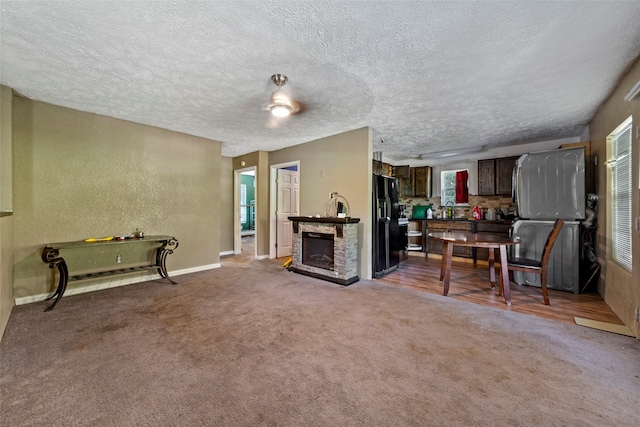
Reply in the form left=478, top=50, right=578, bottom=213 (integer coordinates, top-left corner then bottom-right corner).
left=1, top=257, right=639, bottom=426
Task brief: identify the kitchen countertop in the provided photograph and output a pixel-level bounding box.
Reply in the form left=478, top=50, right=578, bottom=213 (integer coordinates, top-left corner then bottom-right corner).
left=408, top=218, right=513, bottom=224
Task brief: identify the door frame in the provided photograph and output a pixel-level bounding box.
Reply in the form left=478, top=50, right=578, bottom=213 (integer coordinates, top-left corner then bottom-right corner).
left=234, top=166, right=257, bottom=257
left=269, top=160, right=300, bottom=259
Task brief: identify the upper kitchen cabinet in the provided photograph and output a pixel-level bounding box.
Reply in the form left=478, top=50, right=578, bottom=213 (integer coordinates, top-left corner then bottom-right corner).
left=412, top=166, right=433, bottom=198
left=477, top=156, right=519, bottom=196
left=478, top=159, right=495, bottom=196
left=373, top=160, right=393, bottom=176
left=495, top=156, right=519, bottom=195
left=393, top=165, right=413, bottom=197
left=392, top=165, right=433, bottom=197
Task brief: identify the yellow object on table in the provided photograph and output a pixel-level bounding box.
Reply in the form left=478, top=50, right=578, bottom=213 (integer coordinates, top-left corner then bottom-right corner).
left=84, top=236, right=114, bottom=242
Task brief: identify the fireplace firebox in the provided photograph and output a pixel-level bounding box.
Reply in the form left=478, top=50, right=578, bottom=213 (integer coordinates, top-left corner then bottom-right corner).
left=302, top=232, right=334, bottom=270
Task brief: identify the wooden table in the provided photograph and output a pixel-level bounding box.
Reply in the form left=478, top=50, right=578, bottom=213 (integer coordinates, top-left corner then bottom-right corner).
left=428, top=231, right=519, bottom=305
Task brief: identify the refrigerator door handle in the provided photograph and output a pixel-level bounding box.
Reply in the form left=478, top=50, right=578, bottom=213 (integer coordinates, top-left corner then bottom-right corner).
left=512, top=164, right=518, bottom=204
left=385, top=194, right=392, bottom=221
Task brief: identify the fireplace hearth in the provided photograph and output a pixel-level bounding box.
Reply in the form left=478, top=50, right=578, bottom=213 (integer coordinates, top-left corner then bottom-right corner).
left=288, top=216, right=360, bottom=286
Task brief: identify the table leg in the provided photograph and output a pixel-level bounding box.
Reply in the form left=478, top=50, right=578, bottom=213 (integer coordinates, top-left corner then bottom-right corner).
left=155, top=238, right=179, bottom=285
left=499, top=245, right=511, bottom=306
left=442, top=241, right=454, bottom=296
left=439, top=245, right=446, bottom=281
left=487, top=247, right=496, bottom=288
left=42, top=248, right=69, bottom=312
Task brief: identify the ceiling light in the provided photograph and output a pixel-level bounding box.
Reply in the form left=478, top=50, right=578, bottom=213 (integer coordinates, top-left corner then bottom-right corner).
left=265, top=74, right=299, bottom=117
left=425, top=146, right=485, bottom=159
left=623, top=80, right=640, bottom=102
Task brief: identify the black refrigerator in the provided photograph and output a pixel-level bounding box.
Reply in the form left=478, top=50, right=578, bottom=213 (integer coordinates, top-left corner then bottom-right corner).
left=373, top=174, right=401, bottom=278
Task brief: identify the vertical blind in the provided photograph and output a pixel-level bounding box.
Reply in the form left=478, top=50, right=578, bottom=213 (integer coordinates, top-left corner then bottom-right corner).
left=608, top=117, right=633, bottom=272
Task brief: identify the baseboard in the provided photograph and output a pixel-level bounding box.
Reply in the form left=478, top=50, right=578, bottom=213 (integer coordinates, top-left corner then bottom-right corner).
left=256, top=254, right=270, bottom=260
left=171, top=263, right=221, bottom=276
left=574, top=317, right=636, bottom=337
left=220, top=250, right=235, bottom=256
left=14, top=263, right=221, bottom=306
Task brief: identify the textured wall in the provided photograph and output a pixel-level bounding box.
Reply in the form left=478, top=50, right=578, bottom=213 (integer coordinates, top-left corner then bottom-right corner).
left=588, top=58, right=640, bottom=337
left=0, top=85, right=15, bottom=340
left=219, top=157, right=234, bottom=254
left=232, top=152, right=271, bottom=257
left=12, top=96, right=222, bottom=298
left=269, top=127, right=372, bottom=279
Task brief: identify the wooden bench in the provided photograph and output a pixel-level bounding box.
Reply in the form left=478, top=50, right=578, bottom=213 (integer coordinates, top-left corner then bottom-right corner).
left=41, top=235, right=179, bottom=311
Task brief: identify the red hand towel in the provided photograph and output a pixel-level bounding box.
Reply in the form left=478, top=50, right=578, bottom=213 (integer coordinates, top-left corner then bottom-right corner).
left=455, top=170, right=469, bottom=203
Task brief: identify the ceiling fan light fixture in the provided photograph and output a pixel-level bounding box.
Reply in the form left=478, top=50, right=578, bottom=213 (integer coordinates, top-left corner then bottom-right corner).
left=265, top=74, right=299, bottom=117
left=271, top=104, right=292, bottom=117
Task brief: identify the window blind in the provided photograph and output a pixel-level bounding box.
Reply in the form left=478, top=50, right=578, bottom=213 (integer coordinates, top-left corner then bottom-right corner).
left=441, top=169, right=469, bottom=206
left=608, top=117, right=633, bottom=272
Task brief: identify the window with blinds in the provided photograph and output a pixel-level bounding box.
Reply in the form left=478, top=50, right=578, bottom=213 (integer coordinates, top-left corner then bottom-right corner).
left=440, top=169, right=469, bottom=207
left=607, top=116, right=633, bottom=272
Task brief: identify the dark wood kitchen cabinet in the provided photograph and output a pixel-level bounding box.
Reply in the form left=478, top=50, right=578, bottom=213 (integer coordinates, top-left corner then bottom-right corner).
left=477, top=159, right=496, bottom=196
left=412, top=166, right=433, bottom=198
left=373, top=160, right=393, bottom=176
left=393, top=165, right=413, bottom=197
left=495, top=156, right=519, bottom=195
left=424, top=219, right=512, bottom=261
left=391, top=165, right=433, bottom=197
left=426, top=220, right=473, bottom=258
left=477, top=156, right=519, bottom=196
left=474, top=221, right=513, bottom=260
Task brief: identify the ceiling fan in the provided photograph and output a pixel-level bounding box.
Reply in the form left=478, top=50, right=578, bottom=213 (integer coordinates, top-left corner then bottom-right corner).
left=262, top=74, right=300, bottom=117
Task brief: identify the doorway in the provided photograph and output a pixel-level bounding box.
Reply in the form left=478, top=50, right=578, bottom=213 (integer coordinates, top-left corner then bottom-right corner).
left=269, top=161, right=300, bottom=259
left=234, top=166, right=257, bottom=258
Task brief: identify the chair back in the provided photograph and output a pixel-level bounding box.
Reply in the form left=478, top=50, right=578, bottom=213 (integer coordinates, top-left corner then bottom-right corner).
left=540, top=219, right=564, bottom=269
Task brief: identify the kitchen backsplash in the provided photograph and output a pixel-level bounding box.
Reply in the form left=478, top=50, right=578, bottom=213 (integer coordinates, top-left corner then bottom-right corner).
left=399, top=195, right=516, bottom=219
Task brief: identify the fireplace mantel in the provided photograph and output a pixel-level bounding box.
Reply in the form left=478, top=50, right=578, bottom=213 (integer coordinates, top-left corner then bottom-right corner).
left=287, top=217, right=360, bottom=286
left=288, top=216, right=360, bottom=224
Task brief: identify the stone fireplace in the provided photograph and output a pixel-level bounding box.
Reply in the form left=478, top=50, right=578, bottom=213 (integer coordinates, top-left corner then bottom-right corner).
left=288, top=216, right=360, bottom=285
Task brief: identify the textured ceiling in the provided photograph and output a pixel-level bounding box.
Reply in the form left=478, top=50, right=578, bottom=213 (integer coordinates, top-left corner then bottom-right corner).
left=2, top=1, right=640, bottom=161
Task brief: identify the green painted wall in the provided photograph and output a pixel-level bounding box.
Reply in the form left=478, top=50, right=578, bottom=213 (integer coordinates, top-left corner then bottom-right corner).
left=240, top=174, right=255, bottom=230
left=12, top=96, right=222, bottom=298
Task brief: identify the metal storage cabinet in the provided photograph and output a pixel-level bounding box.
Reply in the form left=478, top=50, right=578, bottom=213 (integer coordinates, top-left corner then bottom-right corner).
left=511, top=220, right=581, bottom=293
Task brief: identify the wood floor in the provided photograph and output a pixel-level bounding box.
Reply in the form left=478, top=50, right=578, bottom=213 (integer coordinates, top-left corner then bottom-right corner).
left=375, top=253, right=623, bottom=326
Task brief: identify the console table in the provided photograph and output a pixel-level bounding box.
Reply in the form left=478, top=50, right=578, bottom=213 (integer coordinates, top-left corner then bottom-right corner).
left=41, top=235, right=179, bottom=311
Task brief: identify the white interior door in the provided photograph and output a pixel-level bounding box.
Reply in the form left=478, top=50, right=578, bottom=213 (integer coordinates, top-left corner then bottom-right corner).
left=276, top=168, right=299, bottom=257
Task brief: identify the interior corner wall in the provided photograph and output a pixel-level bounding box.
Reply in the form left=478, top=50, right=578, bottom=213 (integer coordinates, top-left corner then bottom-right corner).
left=233, top=151, right=270, bottom=257
left=268, top=127, right=373, bottom=279
left=12, top=96, right=222, bottom=299
left=219, top=156, right=234, bottom=254
left=588, top=57, right=640, bottom=337
left=0, top=85, right=15, bottom=341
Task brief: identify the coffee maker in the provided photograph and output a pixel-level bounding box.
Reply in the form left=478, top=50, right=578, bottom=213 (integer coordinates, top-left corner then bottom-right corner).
left=398, top=204, right=407, bottom=218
